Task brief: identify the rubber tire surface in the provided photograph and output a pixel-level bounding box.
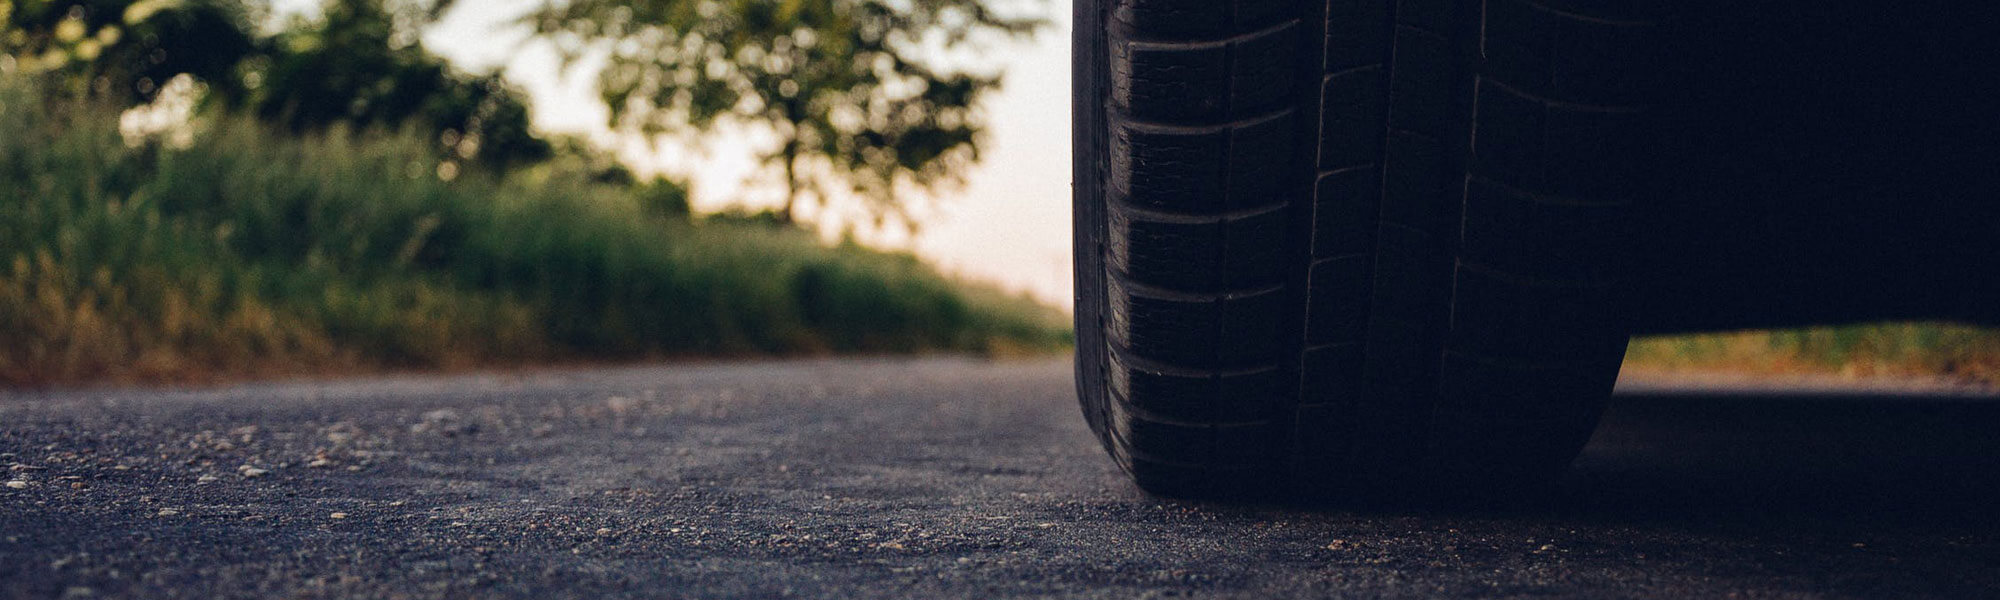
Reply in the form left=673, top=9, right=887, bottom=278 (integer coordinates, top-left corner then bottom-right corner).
left=1074, top=0, right=1661, bottom=498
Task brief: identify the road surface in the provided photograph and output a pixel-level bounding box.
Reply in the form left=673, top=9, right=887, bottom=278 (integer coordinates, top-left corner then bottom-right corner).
left=3, top=358, right=1999, bottom=598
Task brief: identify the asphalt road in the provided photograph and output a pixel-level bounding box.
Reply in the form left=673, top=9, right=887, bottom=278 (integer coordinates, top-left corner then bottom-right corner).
left=4, top=358, right=1999, bottom=599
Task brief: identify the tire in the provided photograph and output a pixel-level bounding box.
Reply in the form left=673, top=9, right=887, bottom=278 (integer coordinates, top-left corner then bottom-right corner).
left=1073, top=0, right=1663, bottom=499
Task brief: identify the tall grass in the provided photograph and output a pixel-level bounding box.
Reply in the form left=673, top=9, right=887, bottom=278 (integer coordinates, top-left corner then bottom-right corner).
left=0, top=84, right=1069, bottom=385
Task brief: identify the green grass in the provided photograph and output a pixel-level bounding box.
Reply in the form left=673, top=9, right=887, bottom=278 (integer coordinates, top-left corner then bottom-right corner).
left=1625, top=323, right=2000, bottom=383
left=0, top=83, right=1069, bottom=385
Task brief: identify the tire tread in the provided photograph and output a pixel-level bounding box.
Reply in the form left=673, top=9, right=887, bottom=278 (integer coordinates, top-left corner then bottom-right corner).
left=1081, top=0, right=1656, bottom=497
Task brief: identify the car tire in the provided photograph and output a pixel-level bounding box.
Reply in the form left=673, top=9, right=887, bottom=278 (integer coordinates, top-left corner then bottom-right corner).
left=1073, top=0, right=1663, bottom=498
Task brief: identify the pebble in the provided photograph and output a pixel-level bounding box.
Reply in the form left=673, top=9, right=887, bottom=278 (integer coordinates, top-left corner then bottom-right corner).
left=330, top=512, right=349, bottom=520
left=5, top=480, right=26, bottom=489
left=240, top=467, right=269, bottom=478
left=414, top=409, right=475, bottom=437
left=596, top=528, right=614, bottom=535
left=156, top=508, right=180, bottom=517
left=307, top=459, right=332, bottom=468
left=196, top=475, right=219, bottom=484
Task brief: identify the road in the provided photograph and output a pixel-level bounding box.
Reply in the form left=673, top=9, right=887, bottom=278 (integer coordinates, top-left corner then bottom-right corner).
left=3, top=358, right=1999, bottom=599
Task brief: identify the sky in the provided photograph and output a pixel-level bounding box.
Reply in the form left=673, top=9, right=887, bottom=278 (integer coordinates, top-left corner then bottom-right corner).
left=304, top=1, right=1078, bottom=307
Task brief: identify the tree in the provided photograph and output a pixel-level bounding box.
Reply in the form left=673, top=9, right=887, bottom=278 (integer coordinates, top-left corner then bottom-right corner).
left=246, top=0, right=550, bottom=170
left=3, top=0, right=551, bottom=170
left=0, top=0, right=259, bottom=103
left=525, top=0, right=1041, bottom=226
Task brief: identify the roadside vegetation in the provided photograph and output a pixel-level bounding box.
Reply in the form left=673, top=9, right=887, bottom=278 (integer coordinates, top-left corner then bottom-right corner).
left=0, top=85, right=1069, bottom=386
left=0, top=0, right=1065, bottom=386
left=1625, top=323, right=2000, bottom=384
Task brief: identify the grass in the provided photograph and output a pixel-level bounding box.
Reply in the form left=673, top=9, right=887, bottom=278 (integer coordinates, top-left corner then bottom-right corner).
left=0, top=83, right=1069, bottom=386
left=1624, top=323, right=2000, bottom=383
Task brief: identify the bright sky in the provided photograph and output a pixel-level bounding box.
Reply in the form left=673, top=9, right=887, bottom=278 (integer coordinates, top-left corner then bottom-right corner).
left=350, top=1, right=1076, bottom=306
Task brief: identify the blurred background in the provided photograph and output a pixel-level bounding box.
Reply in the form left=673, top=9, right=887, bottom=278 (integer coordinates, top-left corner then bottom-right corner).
left=1, top=0, right=1994, bottom=387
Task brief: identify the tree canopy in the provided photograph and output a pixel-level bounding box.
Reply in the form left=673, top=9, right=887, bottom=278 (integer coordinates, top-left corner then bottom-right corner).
left=525, top=0, right=1041, bottom=226
left=246, top=0, right=548, bottom=170
left=0, top=0, right=259, bottom=102
left=2, top=0, right=549, bottom=170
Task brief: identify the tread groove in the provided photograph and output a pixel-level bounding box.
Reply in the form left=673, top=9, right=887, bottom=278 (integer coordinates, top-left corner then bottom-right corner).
left=1112, top=199, right=1289, bottom=224
left=1318, top=163, right=1379, bottom=178
left=1108, top=271, right=1287, bottom=303
left=1125, top=18, right=1304, bottom=50
left=1511, top=0, right=1656, bottom=28
left=1465, top=173, right=1631, bottom=208
left=1115, top=106, right=1294, bottom=135
left=1109, top=341, right=1280, bottom=379
left=1477, top=76, right=1650, bottom=114
left=1109, top=384, right=1272, bottom=428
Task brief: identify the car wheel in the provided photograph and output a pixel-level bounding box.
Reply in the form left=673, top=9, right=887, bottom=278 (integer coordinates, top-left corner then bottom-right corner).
left=1073, top=0, right=1663, bottom=498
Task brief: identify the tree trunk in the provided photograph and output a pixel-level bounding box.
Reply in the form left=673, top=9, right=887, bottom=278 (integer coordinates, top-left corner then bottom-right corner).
left=777, top=109, right=807, bottom=225
left=779, top=140, right=799, bottom=225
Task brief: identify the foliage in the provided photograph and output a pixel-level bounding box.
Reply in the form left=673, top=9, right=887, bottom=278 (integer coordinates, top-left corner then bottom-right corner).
left=0, top=82, right=1069, bottom=385
left=526, top=0, right=1043, bottom=225
left=527, top=134, right=641, bottom=184
left=0, top=0, right=259, bottom=102
left=633, top=176, right=692, bottom=220
left=244, top=0, right=549, bottom=169
left=705, top=207, right=791, bottom=229
left=2, top=0, right=552, bottom=169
